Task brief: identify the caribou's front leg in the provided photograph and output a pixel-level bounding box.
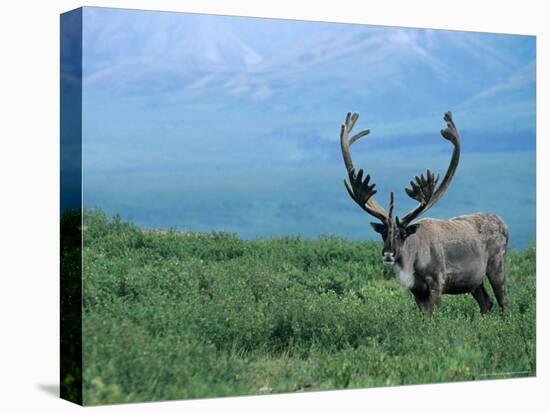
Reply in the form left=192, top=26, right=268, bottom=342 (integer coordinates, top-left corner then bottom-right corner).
left=412, top=275, right=442, bottom=316
left=429, top=274, right=443, bottom=308
left=412, top=282, right=432, bottom=315
left=414, top=294, right=433, bottom=315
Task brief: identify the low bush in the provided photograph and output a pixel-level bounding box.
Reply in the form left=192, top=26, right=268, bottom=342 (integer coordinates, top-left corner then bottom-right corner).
left=80, top=210, right=536, bottom=405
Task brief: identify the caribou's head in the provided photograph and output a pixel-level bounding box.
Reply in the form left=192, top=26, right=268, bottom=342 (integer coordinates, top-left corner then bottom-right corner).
left=369, top=195, right=419, bottom=266
left=340, top=111, right=461, bottom=266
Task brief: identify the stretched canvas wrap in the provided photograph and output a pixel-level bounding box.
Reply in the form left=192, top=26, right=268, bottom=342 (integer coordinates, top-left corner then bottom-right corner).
left=60, top=6, right=536, bottom=406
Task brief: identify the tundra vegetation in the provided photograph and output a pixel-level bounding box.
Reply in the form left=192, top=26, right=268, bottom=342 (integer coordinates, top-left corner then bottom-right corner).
left=79, top=210, right=535, bottom=405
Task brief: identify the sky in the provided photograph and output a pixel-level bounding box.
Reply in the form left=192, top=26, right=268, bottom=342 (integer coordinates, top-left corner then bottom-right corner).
left=78, top=7, right=536, bottom=247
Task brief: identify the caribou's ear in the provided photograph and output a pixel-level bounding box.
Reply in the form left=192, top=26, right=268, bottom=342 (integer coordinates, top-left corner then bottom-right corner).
left=370, top=222, right=385, bottom=234
left=405, top=224, right=419, bottom=236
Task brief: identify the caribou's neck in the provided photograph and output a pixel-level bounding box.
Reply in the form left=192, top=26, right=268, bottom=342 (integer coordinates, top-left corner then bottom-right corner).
left=392, top=235, right=418, bottom=290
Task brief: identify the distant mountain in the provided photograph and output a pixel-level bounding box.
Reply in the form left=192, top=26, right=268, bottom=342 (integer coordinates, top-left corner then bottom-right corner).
left=83, top=9, right=535, bottom=129
left=81, top=7, right=535, bottom=172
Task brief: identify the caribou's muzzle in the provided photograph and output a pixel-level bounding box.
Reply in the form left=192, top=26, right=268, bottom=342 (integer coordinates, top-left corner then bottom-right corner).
left=382, top=252, right=395, bottom=266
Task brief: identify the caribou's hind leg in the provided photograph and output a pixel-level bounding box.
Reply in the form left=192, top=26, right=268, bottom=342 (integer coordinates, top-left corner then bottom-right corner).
left=471, top=283, right=493, bottom=314
left=485, top=218, right=509, bottom=311
left=487, top=266, right=508, bottom=311
left=486, top=250, right=509, bottom=311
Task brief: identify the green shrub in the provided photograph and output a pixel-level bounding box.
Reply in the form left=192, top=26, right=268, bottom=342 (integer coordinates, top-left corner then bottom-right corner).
left=81, top=210, right=536, bottom=405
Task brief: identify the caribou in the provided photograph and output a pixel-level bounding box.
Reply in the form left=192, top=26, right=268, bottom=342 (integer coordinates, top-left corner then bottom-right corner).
left=340, top=111, right=509, bottom=315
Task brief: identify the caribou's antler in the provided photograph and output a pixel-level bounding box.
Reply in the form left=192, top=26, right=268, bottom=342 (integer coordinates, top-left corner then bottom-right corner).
left=405, top=169, right=440, bottom=205
left=340, top=112, right=389, bottom=224
left=399, top=111, right=461, bottom=226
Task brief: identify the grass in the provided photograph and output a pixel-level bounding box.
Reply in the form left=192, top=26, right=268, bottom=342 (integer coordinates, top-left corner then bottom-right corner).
left=79, top=210, right=536, bottom=405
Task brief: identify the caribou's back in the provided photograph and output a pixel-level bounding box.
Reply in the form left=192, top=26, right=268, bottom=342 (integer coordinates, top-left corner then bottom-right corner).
left=450, top=213, right=509, bottom=252
left=416, top=213, right=508, bottom=246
